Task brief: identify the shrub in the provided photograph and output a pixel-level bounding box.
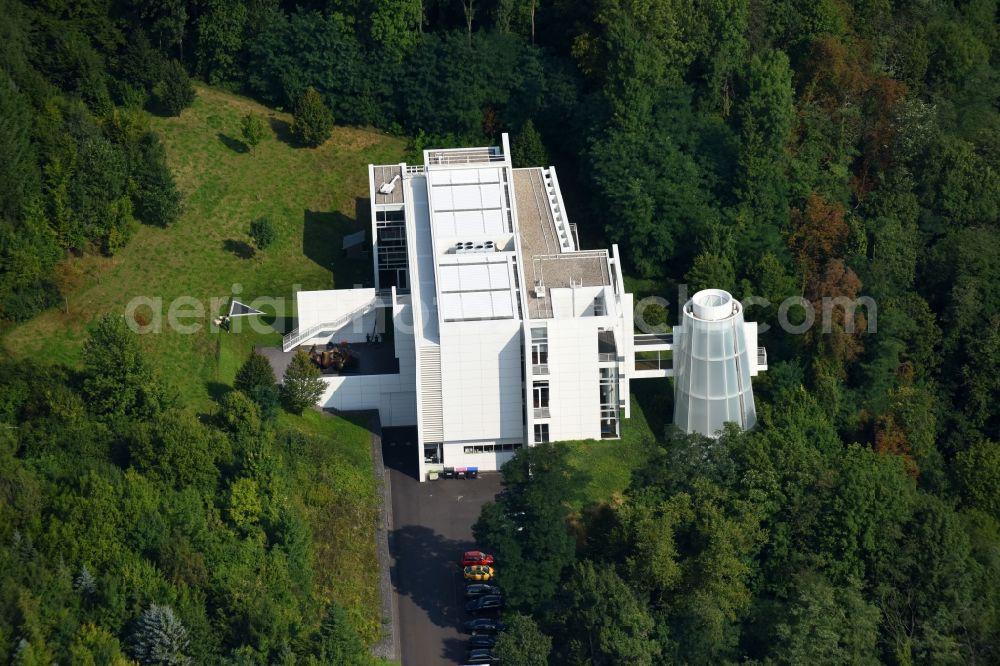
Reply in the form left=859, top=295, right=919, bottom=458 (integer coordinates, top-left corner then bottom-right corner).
left=152, top=60, right=195, bottom=116
left=291, top=87, right=333, bottom=147
left=240, top=113, right=267, bottom=152
left=248, top=217, right=275, bottom=251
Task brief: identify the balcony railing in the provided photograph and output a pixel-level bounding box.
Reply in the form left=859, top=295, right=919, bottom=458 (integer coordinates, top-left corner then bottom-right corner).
left=532, top=363, right=549, bottom=375
left=533, top=407, right=551, bottom=419
left=598, top=352, right=617, bottom=362
left=757, top=347, right=768, bottom=368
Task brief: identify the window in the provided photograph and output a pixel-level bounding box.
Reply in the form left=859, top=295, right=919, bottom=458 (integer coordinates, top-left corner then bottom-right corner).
left=463, top=443, right=524, bottom=454
left=531, top=327, right=548, bottom=370
left=534, top=424, right=550, bottom=443
left=424, top=442, right=442, bottom=464
left=593, top=294, right=606, bottom=316
left=600, top=368, right=619, bottom=438
left=533, top=381, right=550, bottom=418
left=532, top=382, right=549, bottom=409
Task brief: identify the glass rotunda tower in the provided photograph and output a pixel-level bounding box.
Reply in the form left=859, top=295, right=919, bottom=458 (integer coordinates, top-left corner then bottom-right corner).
left=672, top=289, right=760, bottom=436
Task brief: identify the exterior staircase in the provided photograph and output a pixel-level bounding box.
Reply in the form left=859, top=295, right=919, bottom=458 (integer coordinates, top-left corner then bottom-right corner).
left=282, top=296, right=380, bottom=352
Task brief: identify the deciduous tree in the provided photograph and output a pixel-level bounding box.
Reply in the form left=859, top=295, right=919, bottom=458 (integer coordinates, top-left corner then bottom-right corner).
left=240, top=113, right=266, bottom=153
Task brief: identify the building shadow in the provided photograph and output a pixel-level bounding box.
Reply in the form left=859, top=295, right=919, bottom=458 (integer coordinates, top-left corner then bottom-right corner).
left=269, top=116, right=295, bottom=146
left=217, top=132, right=248, bottom=153
left=632, top=379, right=673, bottom=441
left=389, top=524, right=467, bottom=629
left=381, top=426, right=419, bottom=481
left=223, top=239, right=255, bottom=259
left=302, top=200, right=372, bottom=288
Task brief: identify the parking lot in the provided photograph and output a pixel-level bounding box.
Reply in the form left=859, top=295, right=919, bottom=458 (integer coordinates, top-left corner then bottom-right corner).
left=382, top=427, right=504, bottom=665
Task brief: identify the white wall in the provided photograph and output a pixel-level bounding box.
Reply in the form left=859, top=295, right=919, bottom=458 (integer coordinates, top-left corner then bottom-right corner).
left=296, top=288, right=376, bottom=331
left=303, top=310, right=378, bottom=346
left=438, top=441, right=520, bottom=470
left=319, top=374, right=417, bottom=427
left=439, top=319, right=523, bottom=443
left=541, top=317, right=606, bottom=441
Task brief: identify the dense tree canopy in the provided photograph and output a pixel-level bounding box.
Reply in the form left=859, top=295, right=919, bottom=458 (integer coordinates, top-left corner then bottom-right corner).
left=3, top=0, right=1000, bottom=663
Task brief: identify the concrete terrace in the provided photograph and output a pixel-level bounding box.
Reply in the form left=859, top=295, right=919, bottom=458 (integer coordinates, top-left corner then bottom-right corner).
left=258, top=340, right=399, bottom=379
left=512, top=168, right=611, bottom=318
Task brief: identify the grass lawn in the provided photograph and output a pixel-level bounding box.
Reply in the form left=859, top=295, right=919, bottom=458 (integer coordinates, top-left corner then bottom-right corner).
left=278, top=409, right=383, bottom=645
left=559, top=394, right=661, bottom=512
left=1, top=84, right=405, bottom=409
left=0, top=84, right=405, bottom=647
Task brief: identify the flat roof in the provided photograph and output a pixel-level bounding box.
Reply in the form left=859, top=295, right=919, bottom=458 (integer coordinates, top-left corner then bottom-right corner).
left=408, top=174, right=440, bottom=343
left=424, top=156, right=520, bottom=324
left=512, top=168, right=611, bottom=319
left=373, top=165, right=404, bottom=206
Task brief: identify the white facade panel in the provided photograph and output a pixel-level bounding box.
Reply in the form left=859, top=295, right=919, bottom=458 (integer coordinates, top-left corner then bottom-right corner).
left=319, top=375, right=416, bottom=427
left=439, top=320, right=523, bottom=443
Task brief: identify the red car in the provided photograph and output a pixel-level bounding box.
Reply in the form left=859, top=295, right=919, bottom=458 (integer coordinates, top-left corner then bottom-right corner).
left=461, top=550, right=495, bottom=567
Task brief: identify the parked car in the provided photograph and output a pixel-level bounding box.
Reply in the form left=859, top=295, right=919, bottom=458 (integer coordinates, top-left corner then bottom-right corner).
left=468, top=634, right=497, bottom=649
left=463, top=565, right=495, bottom=581
left=461, top=550, right=495, bottom=567
left=464, top=649, right=498, bottom=664
left=465, top=594, right=504, bottom=614
left=462, top=617, right=506, bottom=634
left=465, top=583, right=501, bottom=597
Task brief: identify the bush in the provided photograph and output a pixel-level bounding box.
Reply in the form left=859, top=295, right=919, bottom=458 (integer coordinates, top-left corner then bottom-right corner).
left=240, top=113, right=267, bottom=152
left=248, top=217, right=275, bottom=251
left=152, top=60, right=196, bottom=116
left=291, top=87, right=334, bottom=147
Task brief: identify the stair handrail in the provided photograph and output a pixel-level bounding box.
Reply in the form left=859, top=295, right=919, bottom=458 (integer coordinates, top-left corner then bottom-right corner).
left=282, top=297, right=380, bottom=352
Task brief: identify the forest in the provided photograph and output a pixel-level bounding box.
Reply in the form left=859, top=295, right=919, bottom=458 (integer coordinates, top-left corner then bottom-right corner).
left=0, top=0, right=999, bottom=664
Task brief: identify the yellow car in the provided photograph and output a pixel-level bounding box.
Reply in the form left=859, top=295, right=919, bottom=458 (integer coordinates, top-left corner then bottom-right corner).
left=463, top=565, right=495, bottom=581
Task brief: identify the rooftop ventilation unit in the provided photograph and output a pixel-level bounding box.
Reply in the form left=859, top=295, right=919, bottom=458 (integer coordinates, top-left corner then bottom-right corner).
left=454, top=240, right=496, bottom=254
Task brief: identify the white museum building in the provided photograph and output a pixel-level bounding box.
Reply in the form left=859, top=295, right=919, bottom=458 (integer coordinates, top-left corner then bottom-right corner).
left=273, top=135, right=768, bottom=480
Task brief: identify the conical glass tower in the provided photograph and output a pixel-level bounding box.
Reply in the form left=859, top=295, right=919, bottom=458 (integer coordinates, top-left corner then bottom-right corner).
left=672, top=289, right=758, bottom=436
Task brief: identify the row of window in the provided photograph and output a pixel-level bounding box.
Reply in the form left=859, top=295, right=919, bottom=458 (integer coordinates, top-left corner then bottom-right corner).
left=463, top=442, right=524, bottom=455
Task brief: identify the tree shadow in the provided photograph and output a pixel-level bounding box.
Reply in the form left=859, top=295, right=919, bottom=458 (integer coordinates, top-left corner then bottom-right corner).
left=389, top=524, right=468, bottom=630
left=223, top=239, right=255, bottom=259
left=269, top=116, right=295, bottom=146
left=206, top=381, right=231, bottom=404
left=442, top=637, right=474, bottom=664
left=217, top=132, right=248, bottom=153
left=302, top=199, right=372, bottom=288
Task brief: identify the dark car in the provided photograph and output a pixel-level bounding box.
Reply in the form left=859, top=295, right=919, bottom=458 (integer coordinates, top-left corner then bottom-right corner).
left=466, top=594, right=504, bottom=614
left=462, top=617, right=506, bottom=634
left=464, top=649, right=498, bottom=664
left=468, top=634, right=497, bottom=649
left=465, top=583, right=501, bottom=597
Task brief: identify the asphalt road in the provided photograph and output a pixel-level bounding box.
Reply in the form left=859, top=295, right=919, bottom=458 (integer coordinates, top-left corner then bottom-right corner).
left=382, top=427, right=503, bottom=665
